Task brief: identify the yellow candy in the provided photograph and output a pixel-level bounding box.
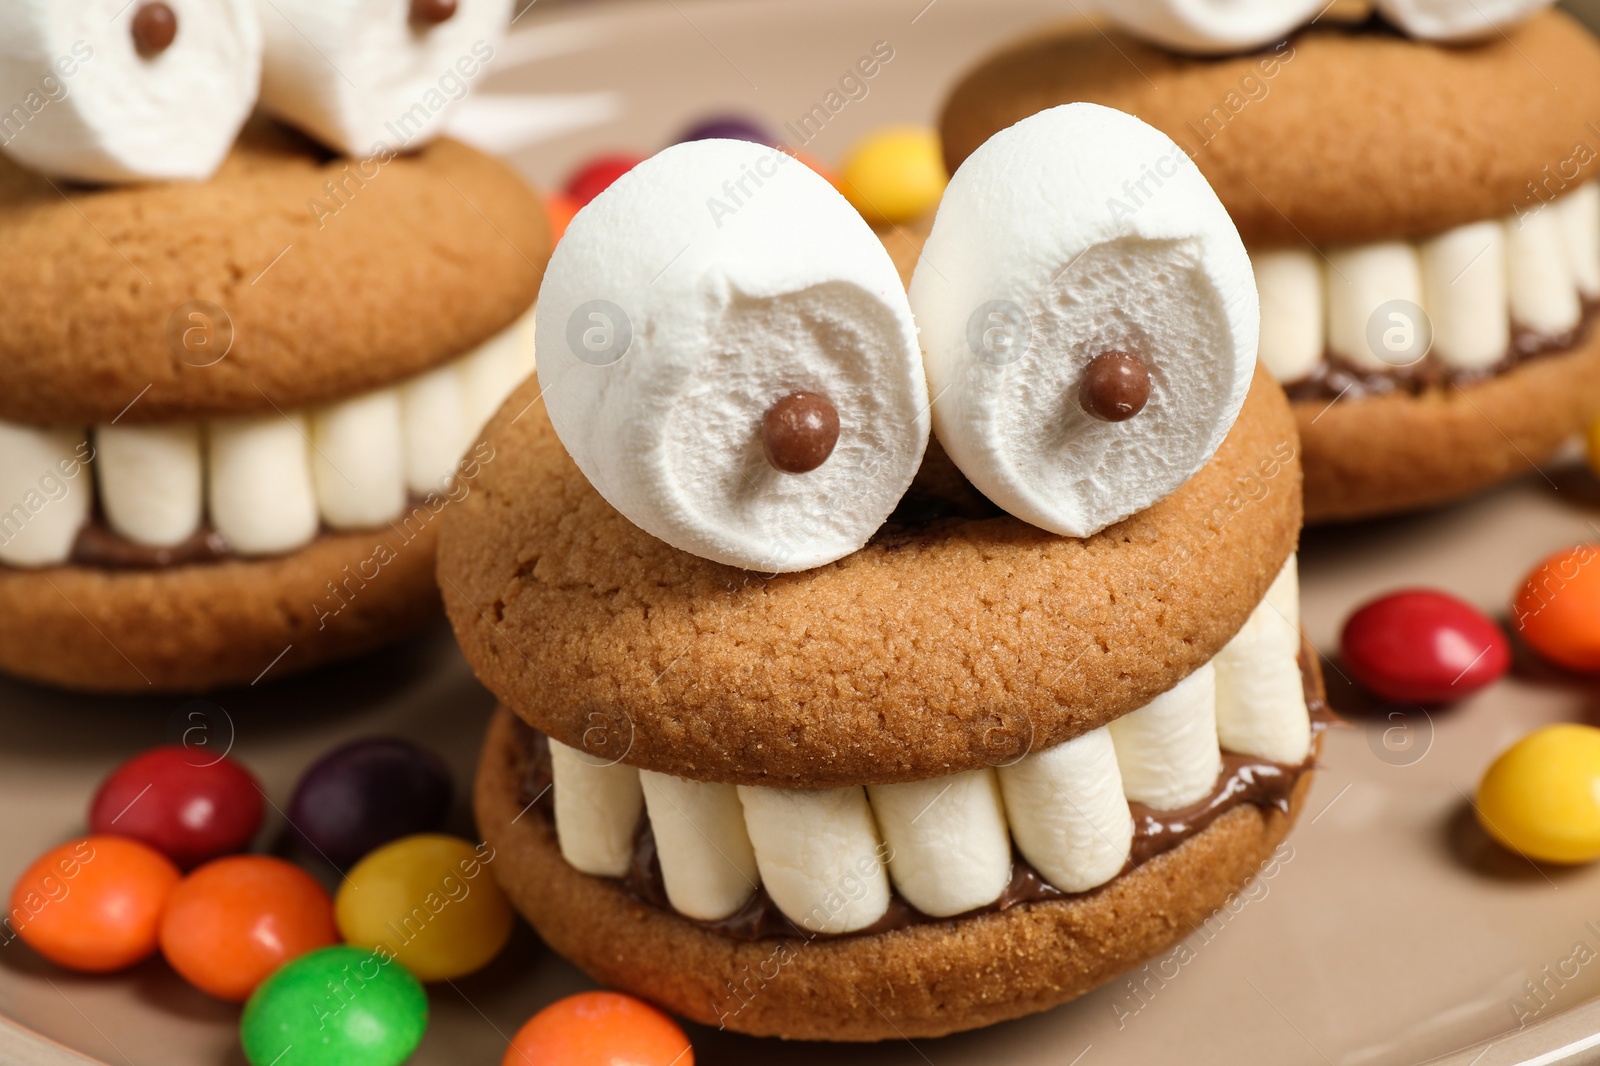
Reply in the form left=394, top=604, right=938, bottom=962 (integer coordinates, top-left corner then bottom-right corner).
left=1587, top=415, right=1600, bottom=479
left=335, top=834, right=513, bottom=982
left=839, top=127, right=947, bottom=226
left=1476, top=724, right=1600, bottom=864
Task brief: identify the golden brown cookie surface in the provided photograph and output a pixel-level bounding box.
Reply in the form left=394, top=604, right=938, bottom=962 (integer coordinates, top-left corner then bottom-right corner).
left=474, top=704, right=1315, bottom=1041
left=0, top=120, right=550, bottom=426
left=439, top=366, right=1302, bottom=789
left=0, top=519, right=440, bottom=692
left=939, top=11, right=1600, bottom=247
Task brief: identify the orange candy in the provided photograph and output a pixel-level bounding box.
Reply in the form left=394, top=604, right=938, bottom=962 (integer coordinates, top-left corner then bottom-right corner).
left=503, top=991, right=693, bottom=1066
left=160, top=855, right=338, bottom=1002
left=545, top=191, right=579, bottom=245
left=8, top=836, right=179, bottom=972
left=1513, top=544, right=1600, bottom=671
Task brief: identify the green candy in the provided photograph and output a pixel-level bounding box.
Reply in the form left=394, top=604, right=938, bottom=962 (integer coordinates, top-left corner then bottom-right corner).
left=241, top=946, right=428, bottom=1066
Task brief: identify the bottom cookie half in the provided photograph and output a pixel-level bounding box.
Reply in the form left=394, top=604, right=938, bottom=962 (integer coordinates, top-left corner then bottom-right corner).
left=475, top=705, right=1318, bottom=1042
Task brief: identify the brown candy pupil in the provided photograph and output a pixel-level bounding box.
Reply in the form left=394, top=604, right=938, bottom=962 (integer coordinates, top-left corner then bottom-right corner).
left=410, top=0, right=460, bottom=25
left=1078, top=349, right=1152, bottom=423
left=762, top=392, right=840, bottom=475
left=131, top=2, right=178, bottom=57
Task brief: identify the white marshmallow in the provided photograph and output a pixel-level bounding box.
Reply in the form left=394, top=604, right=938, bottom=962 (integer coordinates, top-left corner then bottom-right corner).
left=737, top=785, right=891, bottom=935
left=1109, top=663, right=1223, bottom=810
left=537, top=139, right=928, bottom=572
left=1420, top=222, right=1509, bottom=372
left=867, top=769, right=1011, bottom=918
left=549, top=739, right=643, bottom=879
left=94, top=423, right=203, bottom=548
left=1374, top=0, right=1553, bottom=41
left=639, top=771, right=759, bottom=922
left=0, top=0, right=260, bottom=183
left=1506, top=210, right=1582, bottom=335
left=1557, top=183, right=1600, bottom=300
left=310, top=388, right=407, bottom=531
left=910, top=103, right=1257, bottom=540
left=997, top=727, right=1132, bottom=893
left=460, top=310, right=535, bottom=435
left=401, top=363, right=473, bottom=495
left=207, top=414, right=320, bottom=557
left=1266, top=549, right=1300, bottom=622
left=1325, top=242, right=1426, bottom=371
left=1095, top=0, right=1325, bottom=54
left=1251, top=248, right=1324, bottom=383
left=255, top=0, right=513, bottom=158
left=1214, top=560, right=1312, bottom=765
left=0, top=422, right=91, bottom=567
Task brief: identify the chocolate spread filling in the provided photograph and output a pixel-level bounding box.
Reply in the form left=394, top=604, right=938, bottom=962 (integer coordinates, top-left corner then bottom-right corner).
left=1285, top=299, right=1600, bottom=404
left=511, top=640, right=1336, bottom=942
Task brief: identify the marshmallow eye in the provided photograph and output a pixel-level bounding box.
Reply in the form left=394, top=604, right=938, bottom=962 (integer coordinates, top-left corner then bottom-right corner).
left=910, top=104, right=1259, bottom=540
left=0, top=0, right=262, bottom=183
left=1374, top=0, right=1552, bottom=40
left=535, top=139, right=930, bottom=573
left=1097, top=0, right=1325, bottom=53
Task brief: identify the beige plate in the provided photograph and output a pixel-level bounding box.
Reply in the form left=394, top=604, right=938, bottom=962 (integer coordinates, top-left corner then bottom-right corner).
left=8, top=0, right=1600, bottom=1062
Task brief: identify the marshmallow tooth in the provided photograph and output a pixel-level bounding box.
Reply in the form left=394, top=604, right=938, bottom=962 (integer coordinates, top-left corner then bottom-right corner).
left=207, top=414, right=320, bottom=557
left=1420, top=223, right=1509, bottom=372
left=867, top=769, right=1012, bottom=918
left=1108, top=663, right=1223, bottom=810
left=95, top=423, right=204, bottom=548
left=1558, top=183, right=1600, bottom=300
left=640, top=771, right=759, bottom=922
left=1095, top=0, right=1325, bottom=55
left=1325, top=242, right=1426, bottom=371
left=910, top=103, right=1258, bottom=539
left=537, top=139, right=929, bottom=572
left=1252, top=248, right=1324, bottom=384
left=401, top=364, right=473, bottom=495
left=0, top=0, right=261, bottom=183
left=997, top=727, right=1132, bottom=893
left=1215, top=557, right=1312, bottom=765
left=549, top=739, right=644, bottom=879
left=0, top=421, right=91, bottom=568
left=1374, top=0, right=1553, bottom=41
left=1507, top=210, right=1582, bottom=336
left=310, top=388, right=407, bottom=531
left=461, top=308, right=537, bottom=436
left=737, top=785, right=891, bottom=935
left=256, top=0, right=514, bottom=157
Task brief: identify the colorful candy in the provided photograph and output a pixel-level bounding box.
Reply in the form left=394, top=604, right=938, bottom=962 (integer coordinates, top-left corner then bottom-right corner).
left=286, top=737, right=452, bottom=868
left=334, top=834, right=512, bottom=982
left=1513, top=545, right=1600, bottom=671
left=1340, top=589, right=1509, bottom=703
left=8, top=836, right=179, bottom=972
left=545, top=190, right=579, bottom=245
left=676, top=115, right=773, bottom=145
left=838, top=126, right=947, bottom=225
left=240, top=945, right=427, bottom=1066
left=87, top=745, right=264, bottom=869
left=160, top=855, right=338, bottom=1002
left=565, top=153, right=646, bottom=207
left=503, top=991, right=694, bottom=1066
left=1477, top=724, right=1600, bottom=863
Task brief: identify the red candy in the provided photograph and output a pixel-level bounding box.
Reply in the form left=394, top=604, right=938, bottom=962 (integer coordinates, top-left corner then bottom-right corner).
left=1341, top=589, right=1510, bottom=704
left=160, top=855, right=338, bottom=1002
left=9, top=836, right=179, bottom=972
left=88, top=746, right=264, bottom=870
left=504, top=992, right=693, bottom=1066
left=565, top=154, right=645, bottom=207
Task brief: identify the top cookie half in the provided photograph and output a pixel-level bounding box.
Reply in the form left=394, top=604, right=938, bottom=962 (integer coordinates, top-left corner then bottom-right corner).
left=0, top=120, right=550, bottom=426
left=940, top=10, right=1600, bottom=248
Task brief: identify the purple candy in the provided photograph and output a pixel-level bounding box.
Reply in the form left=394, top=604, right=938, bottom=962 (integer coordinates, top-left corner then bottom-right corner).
left=676, top=115, right=773, bottom=146
left=286, top=737, right=453, bottom=868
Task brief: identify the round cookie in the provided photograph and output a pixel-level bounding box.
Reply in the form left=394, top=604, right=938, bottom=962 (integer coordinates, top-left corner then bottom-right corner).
left=0, top=119, right=549, bottom=426
left=1302, top=332, right=1600, bottom=521
left=938, top=10, right=1600, bottom=248
left=0, top=520, right=440, bottom=693
left=439, top=364, right=1301, bottom=790
left=475, top=703, right=1320, bottom=1041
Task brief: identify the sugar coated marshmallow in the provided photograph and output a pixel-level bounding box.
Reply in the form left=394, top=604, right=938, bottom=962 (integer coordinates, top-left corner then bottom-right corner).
left=0, top=0, right=261, bottom=183
left=1092, top=0, right=1325, bottom=54
left=1374, top=0, right=1555, bottom=40
left=535, top=139, right=929, bottom=572
left=909, top=103, right=1258, bottom=539
left=257, top=0, right=513, bottom=158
